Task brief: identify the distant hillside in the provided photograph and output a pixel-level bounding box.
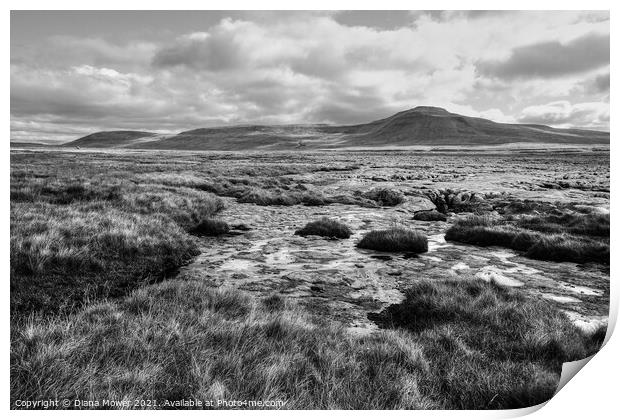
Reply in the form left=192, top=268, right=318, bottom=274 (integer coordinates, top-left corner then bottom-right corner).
left=10, top=142, right=48, bottom=148
left=63, top=131, right=158, bottom=148
left=64, top=107, right=610, bottom=150
left=134, top=125, right=341, bottom=151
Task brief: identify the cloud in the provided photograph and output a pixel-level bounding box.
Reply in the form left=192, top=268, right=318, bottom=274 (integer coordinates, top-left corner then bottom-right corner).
left=152, top=22, right=248, bottom=71
left=10, top=11, right=612, bottom=141
left=151, top=17, right=430, bottom=77
left=518, top=101, right=609, bottom=130
left=477, top=32, right=609, bottom=79
left=11, top=64, right=160, bottom=118
left=594, top=72, right=610, bottom=92
left=11, top=36, right=156, bottom=72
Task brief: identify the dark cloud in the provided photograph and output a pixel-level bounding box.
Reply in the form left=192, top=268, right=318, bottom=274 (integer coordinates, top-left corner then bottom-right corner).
left=594, top=72, right=610, bottom=92
left=304, top=85, right=398, bottom=125
left=152, top=33, right=243, bottom=71
left=477, top=32, right=609, bottom=80
left=568, top=71, right=610, bottom=98
left=334, top=10, right=416, bottom=29
left=11, top=36, right=155, bottom=72
left=410, top=10, right=514, bottom=24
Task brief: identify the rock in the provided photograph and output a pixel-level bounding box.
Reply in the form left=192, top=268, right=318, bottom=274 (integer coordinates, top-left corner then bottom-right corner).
left=470, top=193, right=483, bottom=202
left=398, top=196, right=436, bottom=213
left=454, top=192, right=470, bottom=202
left=435, top=196, right=448, bottom=213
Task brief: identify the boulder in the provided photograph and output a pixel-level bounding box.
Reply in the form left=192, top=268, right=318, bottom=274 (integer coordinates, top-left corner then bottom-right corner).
left=398, top=196, right=437, bottom=213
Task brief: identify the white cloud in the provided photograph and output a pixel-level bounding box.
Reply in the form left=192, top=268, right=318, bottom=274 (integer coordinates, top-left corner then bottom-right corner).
left=518, top=101, right=609, bottom=130
left=10, top=11, right=610, bottom=141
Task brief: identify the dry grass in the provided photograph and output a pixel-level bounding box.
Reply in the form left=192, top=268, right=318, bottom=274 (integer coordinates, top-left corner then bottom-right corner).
left=515, top=212, right=609, bottom=237
left=445, top=214, right=609, bottom=264
left=142, top=172, right=376, bottom=208
left=363, top=187, right=405, bottom=206
left=191, top=219, right=230, bottom=236
left=10, top=160, right=224, bottom=317
left=357, top=228, right=428, bottom=253
left=11, top=278, right=603, bottom=410
left=295, top=218, right=352, bottom=239
left=369, top=278, right=604, bottom=408
left=413, top=210, right=447, bottom=222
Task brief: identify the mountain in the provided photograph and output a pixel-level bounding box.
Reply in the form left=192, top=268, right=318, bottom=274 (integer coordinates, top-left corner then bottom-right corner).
left=332, top=106, right=610, bottom=146
left=63, top=107, right=609, bottom=150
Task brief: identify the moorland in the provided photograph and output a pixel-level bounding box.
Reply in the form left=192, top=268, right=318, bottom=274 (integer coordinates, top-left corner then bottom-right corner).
left=10, top=147, right=609, bottom=409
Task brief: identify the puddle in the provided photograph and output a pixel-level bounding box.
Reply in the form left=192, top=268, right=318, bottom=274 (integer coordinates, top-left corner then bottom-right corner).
left=428, top=233, right=452, bottom=252
left=265, top=249, right=295, bottom=265
left=475, top=266, right=524, bottom=287
left=219, top=258, right=258, bottom=272
left=559, top=283, right=603, bottom=296
left=541, top=293, right=581, bottom=304
left=451, top=262, right=470, bottom=272
left=179, top=199, right=608, bottom=332
left=564, top=311, right=608, bottom=334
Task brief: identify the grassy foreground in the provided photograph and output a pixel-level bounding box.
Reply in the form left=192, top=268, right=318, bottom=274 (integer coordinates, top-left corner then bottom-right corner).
left=11, top=277, right=603, bottom=410
left=10, top=159, right=224, bottom=316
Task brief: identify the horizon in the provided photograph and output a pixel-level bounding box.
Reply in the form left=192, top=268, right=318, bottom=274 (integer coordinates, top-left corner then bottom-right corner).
left=11, top=10, right=610, bottom=142
left=11, top=104, right=612, bottom=145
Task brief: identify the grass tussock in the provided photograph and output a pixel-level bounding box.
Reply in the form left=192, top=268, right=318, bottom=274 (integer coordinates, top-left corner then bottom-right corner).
left=236, top=187, right=377, bottom=208
left=186, top=175, right=377, bottom=208
left=413, top=210, right=447, bottom=222
left=357, top=228, right=428, bottom=253
left=363, top=187, right=405, bottom=206
left=11, top=279, right=603, bottom=409
left=516, top=212, right=609, bottom=237
left=525, top=236, right=609, bottom=264
left=121, top=185, right=225, bottom=230
left=191, top=219, right=230, bottom=236
left=445, top=214, right=609, bottom=264
left=294, top=218, right=352, bottom=239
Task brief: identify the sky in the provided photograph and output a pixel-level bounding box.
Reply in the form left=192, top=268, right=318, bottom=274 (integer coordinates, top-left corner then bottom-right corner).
left=10, top=10, right=610, bottom=142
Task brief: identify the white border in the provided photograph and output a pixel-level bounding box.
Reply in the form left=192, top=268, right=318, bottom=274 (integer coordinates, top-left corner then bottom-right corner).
left=4, top=1, right=616, bottom=419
